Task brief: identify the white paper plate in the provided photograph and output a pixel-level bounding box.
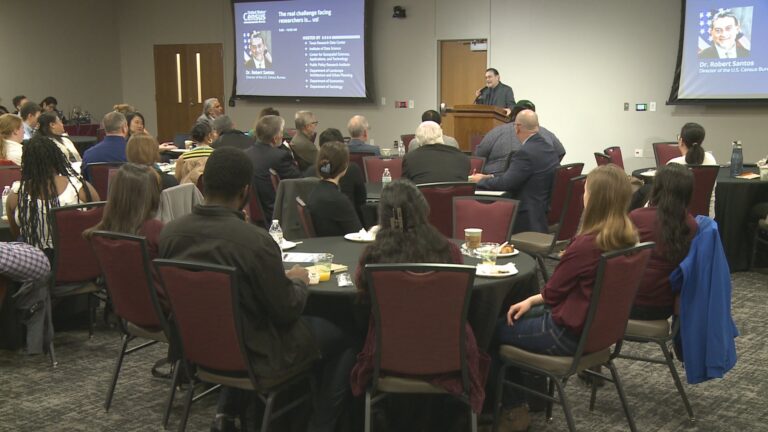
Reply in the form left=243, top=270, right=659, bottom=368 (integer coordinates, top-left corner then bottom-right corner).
left=344, top=232, right=375, bottom=242
left=497, top=249, right=520, bottom=258
left=280, top=240, right=297, bottom=250
left=461, top=243, right=519, bottom=258
left=476, top=263, right=518, bottom=278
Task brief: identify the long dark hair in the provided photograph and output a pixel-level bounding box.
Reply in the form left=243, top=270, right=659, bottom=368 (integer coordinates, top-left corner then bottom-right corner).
left=85, top=164, right=160, bottom=236
left=648, top=164, right=694, bottom=263
left=357, top=180, right=453, bottom=299
left=680, top=122, right=705, bottom=165
left=36, top=112, right=61, bottom=138
left=17, top=136, right=90, bottom=249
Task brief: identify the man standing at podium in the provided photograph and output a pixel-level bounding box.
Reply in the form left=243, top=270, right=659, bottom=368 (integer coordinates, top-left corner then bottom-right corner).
left=474, top=68, right=515, bottom=116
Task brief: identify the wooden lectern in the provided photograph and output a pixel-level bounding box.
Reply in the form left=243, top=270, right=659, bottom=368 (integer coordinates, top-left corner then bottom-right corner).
left=442, top=105, right=510, bottom=152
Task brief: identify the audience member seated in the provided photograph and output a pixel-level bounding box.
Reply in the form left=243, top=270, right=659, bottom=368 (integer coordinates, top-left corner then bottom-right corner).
left=475, top=100, right=565, bottom=175
left=211, top=115, right=253, bottom=151
left=40, top=96, right=64, bottom=120
left=20, top=101, right=41, bottom=141
left=490, top=165, right=638, bottom=432
left=35, top=112, right=81, bottom=163
left=304, top=128, right=367, bottom=225
left=402, top=121, right=470, bottom=184
left=195, top=97, right=223, bottom=127
left=629, top=164, right=697, bottom=320
left=82, top=111, right=129, bottom=181
left=306, top=141, right=363, bottom=236
left=112, top=103, right=135, bottom=115
left=0, top=113, right=24, bottom=165
left=11, top=95, right=28, bottom=115
left=667, top=122, right=717, bottom=166
left=6, top=136, right=99, bottom=258
left=125, top=111, right=146, bottom=140
left=290, top=110, right=319, bottom=171
left=175, top=122, right=215, bottom=185
left=127, top=133, right=179, bottom=190
left=407, top=109, right=459, bottom=152
left=159, top=147, right=354, bottom=432
left=246, top=115, right=302, bottom=220
left=469, top=110, right=559, bottom=233
left=346, top=115, right=380, bottom=156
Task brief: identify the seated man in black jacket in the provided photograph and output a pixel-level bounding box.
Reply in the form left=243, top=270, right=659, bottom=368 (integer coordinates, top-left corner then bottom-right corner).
left=402, top=121, right=470, bottom=184
left=211, top=115, right=254, bottom=151
left=159, top=147, right=354, bottom=432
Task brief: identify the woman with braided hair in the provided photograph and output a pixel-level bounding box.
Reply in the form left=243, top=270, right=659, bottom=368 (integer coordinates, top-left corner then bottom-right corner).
left=5, top=135, right=99, bottom=259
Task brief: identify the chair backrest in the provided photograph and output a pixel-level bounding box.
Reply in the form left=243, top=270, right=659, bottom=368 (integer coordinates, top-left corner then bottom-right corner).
left=417, top=182, right=477, bottom=237
left=594, top=152, right=611, bottom=167
left=89, top=231, right=164, bottom=330
left=572, top=242, right=654, bottom=366
left=0, top=159, right=18, bottom=167
left=269, top=168, right=280, bottom=192
left=554, top=175, right=586, bottom=242
left=548, top=163, right=584, bottom=226
left=363, top=157, right=403, bottom=183
left=400, top=134, right=415, bottom=152
left=248, top=186, right=266, bottom=228
left=87, top=162, right=125, bottom=199
left=365, top=264, right=475, bottom=389
left=51, top=202, right=106, bottom=284
left=452, top=197, right=519, bottom=243
left=687, top=165, right=719, bottom=217
left=603, top=146, right=624, bottom=169
left=156, top=183, right=204, bottom=223
left=470, top=134, right=484, bottom=155
left=349, top=151, right=375, bottom=173
left=154, top=260, right=249, bottom=374
left=0, top=166, right=21, bottom=189
left=653, top=142, right=682, bottom=167
left=468, top=156, right=485, bottom=175
left=295, top=197, right=316, bottom=238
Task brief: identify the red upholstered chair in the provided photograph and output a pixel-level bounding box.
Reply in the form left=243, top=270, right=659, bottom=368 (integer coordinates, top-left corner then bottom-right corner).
left=653, top=142, right=682, bottom=167
left=363, top=263, right=478, bottom=432
left=349, top=152, right=375, bottom=173
left=0, top=159, right=18, bottom=166
left=87, top=162, right=125, bottom=199
left=452, top=197, right=519, bottom=243
left=470, top=134, right=485, bottom=155
left=604, top=146, right=625, bottom=169
left=268, top=168, right=280, bottom=192
left=89, top=231, right=176, bottom=426
left=363, top=157, right=403, bottom=183
left=510, top=175, right=586, bottom=281
left=0, top=165, right=21, bottom=188
left=594, top=152, right=611, bottom=167
left=547, top=163, right=584, bottom=232
left=469, top=156, right=486, bottom=175
left=417, top=182, right=477, bottom=237
left=48, top=202, right=107, bottom=366
left=400, top=134, right=415, bottom=152
left=687, top=165, right=719, bottom=217
left=153, top=259, right=313, bottom=432
left=295, top=197, right=316, bottom=238
left=493, top=242, right=654, bottom=432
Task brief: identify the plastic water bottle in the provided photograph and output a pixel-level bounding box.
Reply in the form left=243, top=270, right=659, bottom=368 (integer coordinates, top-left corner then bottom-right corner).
left=730, top=141, right=743, bottom=177
left=1, top=186, right=10, bottom=217
left=397, top=139, right=405, bottom=157
left=269, top=219, right=283, bottom=245
left=382, top=168, right=392, bottom=186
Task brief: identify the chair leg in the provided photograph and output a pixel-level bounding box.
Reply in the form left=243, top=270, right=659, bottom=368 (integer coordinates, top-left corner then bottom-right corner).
left=660, top=342, right=695, bottom=422
left=589, top=373, right=598, bottom=411
left=87, top=294, right=95, bottom=339
left=46, top=295, right=58, bottom=368
left=177, top=383, right=195, bottom=432
left=606, top=360, right=638, bottom=432
left=260, top=392, right=275, bottom=432
left=552, top=378, right=576, bottom=432
left=535, top=255, right=549, bottom=282
left=105, top=334, right=130, bottom=411
left=545, top=377, right=554, bottom=421
left=364, top=390, right=372, bottom=432
left=469, top=407, right=477, bottom=432
left=163, top=360, right=182, bottom=429
left=492, top=363, right=508, bottom=431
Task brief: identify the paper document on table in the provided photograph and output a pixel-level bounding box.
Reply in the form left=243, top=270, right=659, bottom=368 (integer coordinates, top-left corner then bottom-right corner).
left=282, top=252, right=325, bottom=263
left=475, top=190, right=505, bottom=196
left=306, top=264, right=349, bottom=274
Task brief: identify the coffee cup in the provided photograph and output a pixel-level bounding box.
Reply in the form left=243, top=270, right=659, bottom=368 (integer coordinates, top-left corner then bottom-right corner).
left=464, top=228, right=482, bottom=249
left=315, top=253, right=334, bottom=282
left=760, top=165, right=768, bottom=181
left=382, top=148, right=392, bottom=157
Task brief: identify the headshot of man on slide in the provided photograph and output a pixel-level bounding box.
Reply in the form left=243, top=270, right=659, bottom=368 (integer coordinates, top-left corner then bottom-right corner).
left=698, top=10, right=751, bottom=59
left=245, top=31, right=273, bottom=69
left=474, top=68, right=515, bottom=117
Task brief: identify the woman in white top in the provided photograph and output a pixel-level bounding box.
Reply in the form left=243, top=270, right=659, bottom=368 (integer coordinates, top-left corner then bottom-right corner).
left=6, top=135, right=99, bottom=255
left=0, top=113, right=25, bottom=165
left=667, top=122, right=718, bottom=166
left=36, top=112, right=82, bottom=163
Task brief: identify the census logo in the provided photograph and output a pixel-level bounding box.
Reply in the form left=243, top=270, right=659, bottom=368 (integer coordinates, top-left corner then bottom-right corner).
left=243, top=10, right=267, bottom=24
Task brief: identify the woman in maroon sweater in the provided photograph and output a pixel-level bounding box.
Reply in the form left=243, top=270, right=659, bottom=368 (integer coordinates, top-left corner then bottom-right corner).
left=629, top=163, right=696, bottom=320
left=494, top=165, right=638, bottom=431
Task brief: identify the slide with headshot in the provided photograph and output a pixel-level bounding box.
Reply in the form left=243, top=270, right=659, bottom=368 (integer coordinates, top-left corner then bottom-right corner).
left=233, top=0, right=367, bottom=99
left=677, top=1, right=768, bottom=100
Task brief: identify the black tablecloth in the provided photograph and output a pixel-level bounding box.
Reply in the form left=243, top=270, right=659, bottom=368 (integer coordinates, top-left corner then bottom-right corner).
left=284, top=236, right=538, bottom=350
left=68, top=135, right=98, bottom=157
left=0, top=219, right=12, bottom=242
left=714, top=166, right=768, bottom=271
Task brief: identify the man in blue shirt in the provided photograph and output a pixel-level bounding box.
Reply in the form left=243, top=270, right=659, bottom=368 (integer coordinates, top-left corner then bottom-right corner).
left=346, top=115, right=380, bottom=156
left=82, top=111, right=128, bottom=181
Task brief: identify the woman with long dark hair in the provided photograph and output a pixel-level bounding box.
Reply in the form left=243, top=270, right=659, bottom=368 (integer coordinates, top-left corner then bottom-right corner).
left=668, top=122, right=717, bottom=165
left=305, top=141, right=362, bottom=236
left=35, top=112, right=81, bottom=162
left=629, top=163, right=697, bottom=320
left=6, top=136, right=99, bottom=257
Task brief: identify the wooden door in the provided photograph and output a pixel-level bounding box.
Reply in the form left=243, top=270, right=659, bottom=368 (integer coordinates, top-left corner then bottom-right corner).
left=439, top=40, right=487, bottom=145
left=154, top=43, right=224, bottom=142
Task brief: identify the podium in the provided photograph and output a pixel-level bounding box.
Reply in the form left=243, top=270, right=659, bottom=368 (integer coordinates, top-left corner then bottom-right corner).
left=442, top=105, right=510, bottom=152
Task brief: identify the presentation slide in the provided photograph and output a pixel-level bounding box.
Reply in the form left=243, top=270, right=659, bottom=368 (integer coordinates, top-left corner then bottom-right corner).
left=674, top=1, right=768, bottom=101
left=233, top=0, right=368, bottom=99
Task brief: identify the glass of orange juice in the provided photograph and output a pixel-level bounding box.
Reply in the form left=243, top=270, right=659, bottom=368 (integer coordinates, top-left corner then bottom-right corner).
left=315, top=253, right=334, bottom=282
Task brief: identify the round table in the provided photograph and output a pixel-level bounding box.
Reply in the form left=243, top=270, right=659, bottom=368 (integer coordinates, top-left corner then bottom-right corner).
left=68, top=135, right=98, bottom=157
left=285, top=236, right=538, bottom=350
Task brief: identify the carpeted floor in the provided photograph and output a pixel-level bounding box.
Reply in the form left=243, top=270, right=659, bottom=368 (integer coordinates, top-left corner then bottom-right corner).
left=1, top=270, right=766, bottom=432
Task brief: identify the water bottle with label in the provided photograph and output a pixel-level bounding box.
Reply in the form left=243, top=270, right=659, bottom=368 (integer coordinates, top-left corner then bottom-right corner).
left=382, top=168, right=392, bottom=185
left=1, top=186, right=10, bottom=218
left=268, top=219, right=284, bottom=245
left=397, top=139, right=405, bottom=157
left=730, top=140, right=743, bottom=177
